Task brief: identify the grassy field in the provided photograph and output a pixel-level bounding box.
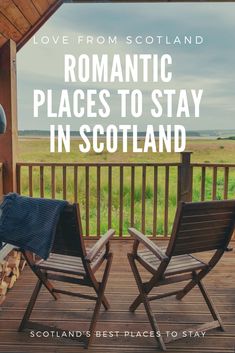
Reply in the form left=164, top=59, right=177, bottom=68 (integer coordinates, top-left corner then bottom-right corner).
left=18, top=138, right=235, bottom=235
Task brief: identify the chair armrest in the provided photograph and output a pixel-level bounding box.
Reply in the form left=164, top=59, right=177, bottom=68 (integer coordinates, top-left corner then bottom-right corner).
left=128, top=228, right=168, bottom=261
left=85, top=229, right=115, bottom=263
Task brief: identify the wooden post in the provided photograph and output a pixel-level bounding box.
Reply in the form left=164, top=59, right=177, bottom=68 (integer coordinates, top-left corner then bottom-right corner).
left=0, top=163, right=3, bottom=201
left=0, top=40, right=18, bottom=194
left=178, top=152, right=193, bottom=203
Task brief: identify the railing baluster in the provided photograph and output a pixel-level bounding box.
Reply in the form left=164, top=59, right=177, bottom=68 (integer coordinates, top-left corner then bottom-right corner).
left=142, top=165, right=146, bottom=234
left=40, top=166, right=44, bottom=198
left=16, top=164, right=21, bottom=194
left=74, top=166, right=78, bottom=203
left=63, top=166, right=67, bottom=200
left=29, top=166, right=33, bottom=196
left=51, top=165, right=55, bottom=199
left=85, top=166, right=90, bottom=236
left=97, top=166, right=101, bottom=236
left=153, top=166, right=158, bottom=236
left=224, top=167, right=229, bottom=200
left=119, top=166, right=123, bottom=237
left=191, top=166, right=194, bottom=200
left=130, top=166, right=135, bottom=227
left=164, top=166, right=169, bottom=237
left=108, top=166, right=112, bottom=229
left=201, top=166, right=205, bottom=201
left=212, top=167, right=217, bottom=200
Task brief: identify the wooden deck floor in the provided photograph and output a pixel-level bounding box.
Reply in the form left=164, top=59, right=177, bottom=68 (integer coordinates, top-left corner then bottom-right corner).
left=0, top=240, right=234, bottom=353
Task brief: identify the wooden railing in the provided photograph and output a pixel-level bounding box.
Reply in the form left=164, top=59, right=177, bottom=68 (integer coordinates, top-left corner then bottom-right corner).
left=15, top=153, right=235, bottom=238
left=191, top=163, right=235, bottom=201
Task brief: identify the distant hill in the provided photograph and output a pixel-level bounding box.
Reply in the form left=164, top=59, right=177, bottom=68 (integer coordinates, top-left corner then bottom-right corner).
left=18, top=129, right=235, bottom=138
left=217, top=136, right=235, bottom=140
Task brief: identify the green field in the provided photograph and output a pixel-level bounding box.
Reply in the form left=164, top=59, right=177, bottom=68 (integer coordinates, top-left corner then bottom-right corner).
left=18, top=138, right=235, bottom=236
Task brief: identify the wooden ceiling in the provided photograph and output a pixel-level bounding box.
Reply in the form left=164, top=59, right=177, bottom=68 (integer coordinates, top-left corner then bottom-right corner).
left=0, top=0, right=62, bottom=51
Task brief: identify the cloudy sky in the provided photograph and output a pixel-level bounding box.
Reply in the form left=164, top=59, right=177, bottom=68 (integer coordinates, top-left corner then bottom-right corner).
left=17, top=3, right=235, bottom=131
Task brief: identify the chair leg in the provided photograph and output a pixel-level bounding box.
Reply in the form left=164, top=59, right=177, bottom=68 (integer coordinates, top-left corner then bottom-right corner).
left=128, top=254, right=166, bottom=351
left=176, top=279, right=197, bottom=300
left=34, top=269, right=59, bottom=300
left=23, top=251, right=59, bottom=301
left=86, top=253, right=113, bottom=349
left=129, top=274, right=157, bottom=313
left=129, top=275, right=156, bottom=312
left=197, top=279, right=225, bottom=331
left=176, top=268, right=208, bottom=300
left=92, top=279, right=110, bottom=311
left=129, top=292, right=143, bottom=313
left=18, top=279, right=42, bottom=332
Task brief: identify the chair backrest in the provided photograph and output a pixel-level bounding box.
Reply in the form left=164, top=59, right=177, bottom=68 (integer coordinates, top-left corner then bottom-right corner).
left=51, top=203, right=86, bottom=258
left=166, top=200, right=235, bottom=257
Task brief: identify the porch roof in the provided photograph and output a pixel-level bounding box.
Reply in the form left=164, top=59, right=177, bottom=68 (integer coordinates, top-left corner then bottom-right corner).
left=0, top=0, right=62, bottom=51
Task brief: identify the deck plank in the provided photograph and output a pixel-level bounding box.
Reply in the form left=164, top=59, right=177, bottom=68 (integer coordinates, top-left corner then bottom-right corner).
left=0, top=240, right=234, bottom=353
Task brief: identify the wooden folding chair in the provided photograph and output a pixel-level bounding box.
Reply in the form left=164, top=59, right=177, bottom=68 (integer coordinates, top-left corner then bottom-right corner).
left=128, top=200, right=235, bottom=351
left=18, top=203, right=115, bottom=348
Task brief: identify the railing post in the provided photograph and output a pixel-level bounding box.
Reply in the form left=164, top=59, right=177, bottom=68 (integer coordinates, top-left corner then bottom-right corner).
left=178, top=152, right=193, bottom=203
left=0, top=40, right=18, bottom=193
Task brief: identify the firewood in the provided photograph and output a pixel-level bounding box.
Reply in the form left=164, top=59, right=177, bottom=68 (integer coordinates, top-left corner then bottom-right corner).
left=12, top=266, right=20, bottom=279
left=20, top=259, right=27, bottom=272
left=4, top=266, right=12, bottom=277
left=7, top=256, right=20, bottom=269
left=0, top=295, right=6, bottom=305
left=12, top=250, right=20, bottom=259
left=5, top=274, right=17, bottom=289
left=0, top=260, right=7, bottom=273
left=0, top=261, right=11, bottom=279
left=0, top=281, right=8, bottom=295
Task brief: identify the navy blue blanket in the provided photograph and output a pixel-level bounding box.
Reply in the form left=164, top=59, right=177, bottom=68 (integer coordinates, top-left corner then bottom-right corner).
left=0, top=193, right=68, bottom=259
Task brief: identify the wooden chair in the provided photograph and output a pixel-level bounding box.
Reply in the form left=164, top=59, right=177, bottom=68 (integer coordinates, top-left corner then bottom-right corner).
left=128, top=200, right=235, bottom=351
left=18, top=203, right=115, bottom=348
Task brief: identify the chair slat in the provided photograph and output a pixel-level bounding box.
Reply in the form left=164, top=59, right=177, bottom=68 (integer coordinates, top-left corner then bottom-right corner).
left=182, top=212, right=234, bottom=223
left=179, top=219, right=232, bottom=232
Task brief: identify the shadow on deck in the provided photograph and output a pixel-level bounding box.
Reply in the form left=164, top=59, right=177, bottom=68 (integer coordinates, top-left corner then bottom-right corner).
left=0, top=240, right=234, bottom=353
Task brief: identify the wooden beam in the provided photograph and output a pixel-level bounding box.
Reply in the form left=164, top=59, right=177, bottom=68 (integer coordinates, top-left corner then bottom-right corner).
left=0, top=39, right=18, bottom=194
left=0, top=163, right=3, bottom=199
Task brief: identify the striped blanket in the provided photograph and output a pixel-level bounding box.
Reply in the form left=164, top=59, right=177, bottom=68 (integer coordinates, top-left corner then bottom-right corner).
left=0, top=193, right=68, bottom=259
